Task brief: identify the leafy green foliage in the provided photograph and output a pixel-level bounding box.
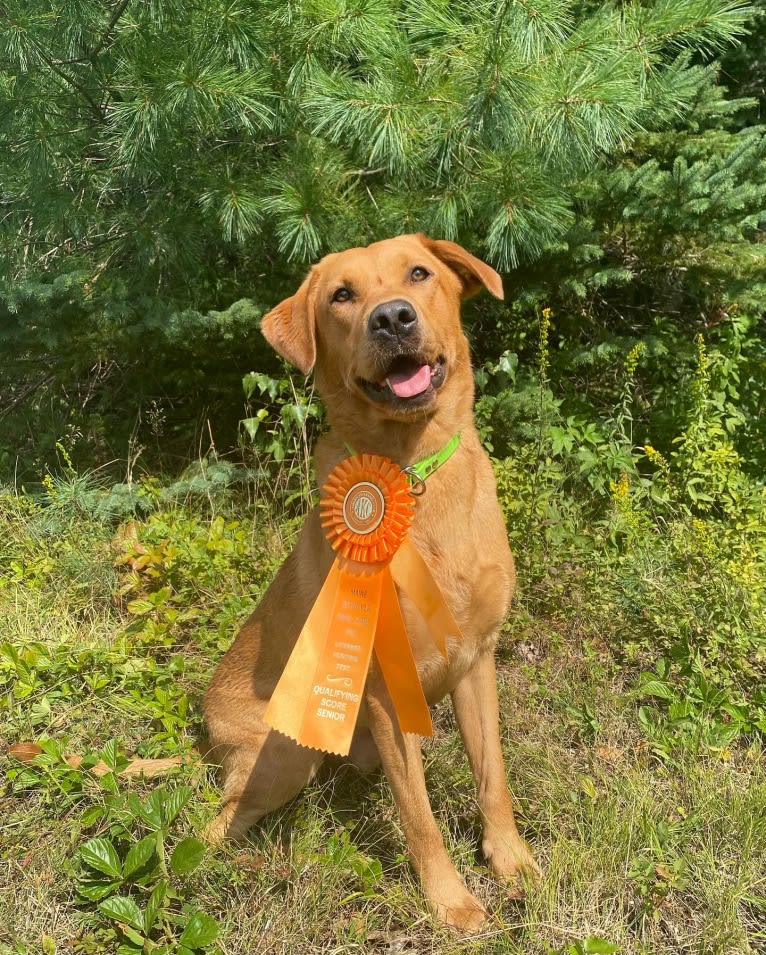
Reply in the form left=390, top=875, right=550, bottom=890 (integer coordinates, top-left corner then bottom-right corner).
left=0, top=477, right=290, bottom=761
left=73, top=785, right=218, bottom=954
left=0, top=484, right=279, bottom=951
left=481, top=307, right=766, bottom=757
left=241, top=371, right=323, bottom=465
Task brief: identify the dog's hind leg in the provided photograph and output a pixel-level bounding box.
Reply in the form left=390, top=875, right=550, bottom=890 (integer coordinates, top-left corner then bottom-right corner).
left=451, top=651, right=540, bottom=889
left=204, top=729, right=324, bottom=844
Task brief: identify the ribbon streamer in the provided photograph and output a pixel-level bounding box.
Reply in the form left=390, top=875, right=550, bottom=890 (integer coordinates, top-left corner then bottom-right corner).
left=264, top=453, right=463, bottom=756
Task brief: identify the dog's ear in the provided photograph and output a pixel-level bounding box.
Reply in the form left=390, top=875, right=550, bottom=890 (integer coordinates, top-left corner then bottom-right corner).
left=416, top=235, right=504, bottom=300
left=261, top=270, right=317, bottom=374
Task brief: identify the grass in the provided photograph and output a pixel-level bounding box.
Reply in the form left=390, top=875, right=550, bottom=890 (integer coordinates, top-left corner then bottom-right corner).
left=1, top=479, right=765, bottom=955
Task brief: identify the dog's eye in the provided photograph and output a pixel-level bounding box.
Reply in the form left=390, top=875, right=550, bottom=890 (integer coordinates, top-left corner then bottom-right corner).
left=410, top=266, right=430, bottom=283
left=332, top=287, right=351, bottom=303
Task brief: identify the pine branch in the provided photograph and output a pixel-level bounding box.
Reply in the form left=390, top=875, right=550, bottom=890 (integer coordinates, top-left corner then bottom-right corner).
left=88, top=0, right=133, bottom=61
left=21, top=32, right=105, bottom=121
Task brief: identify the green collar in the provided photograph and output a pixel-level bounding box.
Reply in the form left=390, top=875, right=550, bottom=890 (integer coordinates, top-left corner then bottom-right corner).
left=404, top=432, right=461, bottom=484
left=344, top=433, right=461, bottom=493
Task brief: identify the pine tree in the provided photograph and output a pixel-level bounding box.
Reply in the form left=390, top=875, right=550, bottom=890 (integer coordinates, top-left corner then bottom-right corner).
left=1, top=0, right=755, bottom=276
left=0, top=0, right=760, bottom=476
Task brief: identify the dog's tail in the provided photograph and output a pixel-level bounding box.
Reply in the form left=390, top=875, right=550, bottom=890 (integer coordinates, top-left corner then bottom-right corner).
left=8, top=742, right=192, bottom=779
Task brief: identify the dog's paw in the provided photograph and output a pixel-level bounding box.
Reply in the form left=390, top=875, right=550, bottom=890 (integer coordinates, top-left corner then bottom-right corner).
left=427, top=880, right=488, bottom=933
left=442, top=899, right=488, bottom=934
left=482, top=827, right=541, bottom=890
left=202, top=812, right=230, bottom=846
left=202, top=804, right=250, bottom=846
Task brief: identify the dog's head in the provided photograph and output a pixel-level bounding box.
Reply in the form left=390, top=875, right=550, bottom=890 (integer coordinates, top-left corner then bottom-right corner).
left=261, top=234, right=503, bottom=422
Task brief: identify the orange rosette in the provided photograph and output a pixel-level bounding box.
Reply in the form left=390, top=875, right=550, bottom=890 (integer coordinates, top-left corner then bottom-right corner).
left=265, top=450, right=462, bottom=756
left=320, top=453, right=415, bottom=564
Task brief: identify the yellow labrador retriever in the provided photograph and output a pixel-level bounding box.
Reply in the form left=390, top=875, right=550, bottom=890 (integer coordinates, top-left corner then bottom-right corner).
left=203, top=234, right=538, bottom=930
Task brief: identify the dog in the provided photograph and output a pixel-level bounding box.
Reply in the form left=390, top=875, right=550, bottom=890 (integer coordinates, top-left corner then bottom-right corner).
left=202, top=233, right=539, bottom=930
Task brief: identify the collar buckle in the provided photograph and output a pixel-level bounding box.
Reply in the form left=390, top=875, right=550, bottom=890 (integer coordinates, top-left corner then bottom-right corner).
left=402, top=466, right=427, bottom=496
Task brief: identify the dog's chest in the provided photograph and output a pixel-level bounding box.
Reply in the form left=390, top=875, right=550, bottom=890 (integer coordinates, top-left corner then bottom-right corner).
left=398, top=488, right=514, bottom=685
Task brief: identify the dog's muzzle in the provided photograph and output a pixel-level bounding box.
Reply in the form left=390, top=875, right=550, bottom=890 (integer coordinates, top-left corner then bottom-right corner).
left=356, top=299, right=446, bottom=411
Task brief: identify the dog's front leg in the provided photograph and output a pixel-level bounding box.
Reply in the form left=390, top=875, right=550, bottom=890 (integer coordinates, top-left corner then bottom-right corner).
left=365, top=668, right=488, bottom=932
left=451, top=651, right=540, bottom=890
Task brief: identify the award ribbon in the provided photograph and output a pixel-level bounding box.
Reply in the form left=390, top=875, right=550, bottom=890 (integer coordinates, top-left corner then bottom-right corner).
left=263, top=451, right=463, bottom=756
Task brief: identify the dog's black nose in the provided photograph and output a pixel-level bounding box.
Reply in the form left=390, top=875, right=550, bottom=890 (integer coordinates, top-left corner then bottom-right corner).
left=368, top=299, right=418, bottom=340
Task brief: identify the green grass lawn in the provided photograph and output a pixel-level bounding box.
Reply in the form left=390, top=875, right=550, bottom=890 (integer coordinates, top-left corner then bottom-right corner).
left=1, top=480, right=764, bottom=955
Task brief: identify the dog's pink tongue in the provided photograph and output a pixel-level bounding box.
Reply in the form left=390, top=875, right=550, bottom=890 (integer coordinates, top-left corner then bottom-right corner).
left=386, top=364, right=431, bottom=398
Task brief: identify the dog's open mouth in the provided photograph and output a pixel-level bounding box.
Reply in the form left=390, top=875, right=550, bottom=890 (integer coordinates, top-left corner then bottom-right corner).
left=358, top=355, right=446, bottom=407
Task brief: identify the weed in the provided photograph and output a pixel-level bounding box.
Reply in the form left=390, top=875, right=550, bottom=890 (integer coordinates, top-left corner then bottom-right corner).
left=73, top=781, right=217, bottom=954
left=240, top=370, right=323, bottom=508
left=548, top=938, right=618, bottom=955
